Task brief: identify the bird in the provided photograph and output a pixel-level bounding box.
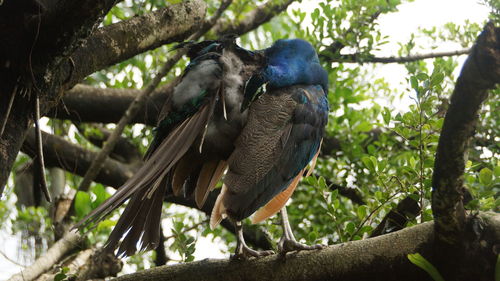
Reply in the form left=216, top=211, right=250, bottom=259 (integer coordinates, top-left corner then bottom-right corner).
left=210, top=39, right=329, bottom=258
left=75, top=38, right=329, bottom=260
left=75, top=36, right=264, bottom=257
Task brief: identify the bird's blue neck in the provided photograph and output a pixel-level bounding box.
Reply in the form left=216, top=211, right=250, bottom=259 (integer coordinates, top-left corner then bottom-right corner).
left=263, top=44, right=328, bottom=94
left=263, top=61, right=328, bottom=95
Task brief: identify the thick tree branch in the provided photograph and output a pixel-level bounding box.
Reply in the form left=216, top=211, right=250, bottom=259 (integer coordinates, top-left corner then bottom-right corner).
left=21, top=129, right=134, bottom=188
left=213, top=0, right=296, bottom=36
left=63, top=0, right=206, bottom=87
left=113, top=212, right=500, bottom=281
left=0, top=0, right=117, bottom=195
left=431, top=22, right=499, bottom=245
left=51, top=83, right=173, bottom=126
left=328, top=49, right=471, bottom=64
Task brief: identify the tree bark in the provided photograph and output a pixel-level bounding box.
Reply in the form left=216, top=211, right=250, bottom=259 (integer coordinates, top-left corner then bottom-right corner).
left=0, top=0, right=205, bottom=193
left=432, top=22, right=500, bottom=245
left=113, top=212, right=499, bottom=281
left=63, top=0, right=206, bottom=87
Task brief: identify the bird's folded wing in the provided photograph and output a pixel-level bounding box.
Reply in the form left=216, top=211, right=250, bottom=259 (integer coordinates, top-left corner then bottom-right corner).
left=212, top=85, right=328, bottom=224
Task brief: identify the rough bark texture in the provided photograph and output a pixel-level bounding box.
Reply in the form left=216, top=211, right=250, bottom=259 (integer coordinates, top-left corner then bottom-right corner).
left=113, top=212, right=500, bottom=281
left=431, top=22, right=500, bottom=245
left=0, top=0, right=118, bottom=194
left=0, top=0, right=205, bottom=194
left=64, top=0, right=205, bottom=87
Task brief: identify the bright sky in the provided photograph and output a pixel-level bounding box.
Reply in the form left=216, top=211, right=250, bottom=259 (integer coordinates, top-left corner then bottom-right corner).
left=0, top=0, right=490, bottom=279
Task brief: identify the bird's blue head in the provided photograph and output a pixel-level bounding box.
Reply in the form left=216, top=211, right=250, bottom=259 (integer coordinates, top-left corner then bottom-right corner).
left=242, top=39, right=329, bottom=111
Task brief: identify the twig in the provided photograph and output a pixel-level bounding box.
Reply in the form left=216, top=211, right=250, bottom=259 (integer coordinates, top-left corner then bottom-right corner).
left=328, top=49, right=470, bottom=64
left=0, top=249, right=25, bottom=267
left=34, top=95, right=51, bottom=202
left=348, top=192, right=399, bottom=240
left=164, top=220, right=208, bottom=241
left=213, top=0, right=296, bottom=36
left=0, top=80, right=18, bottom=137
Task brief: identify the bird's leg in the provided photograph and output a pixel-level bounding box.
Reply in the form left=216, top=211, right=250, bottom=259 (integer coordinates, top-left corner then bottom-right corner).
left=278, top=207, right=324, bottom=254
left=232, top=221, right=274, bottom=260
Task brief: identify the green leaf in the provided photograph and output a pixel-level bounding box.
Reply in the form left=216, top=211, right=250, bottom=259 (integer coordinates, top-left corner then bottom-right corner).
left=479, top=168, right=493, bottom=185
left=494, top=165, right=500, bottom=178
left=410, top=76, right=418, bottom=90
left=361, top=156, right=376, bottom=172
left=382, top=107, right=391, bottom=125
left=74, top=191, right=92, bottom=218
left=97, top=219, right=116, bottom=232
left=345, top=221, right=355, bottom=235
left=430, top=72, right=444, bottom=86
left=91, top=184, right=109, bottom=208
left=416, top=72, right=429, bottom=81
left=54, top=273, right=67, bottom=281
left=408, top=253, right=445, bottom=281
left=308, top=231, right=318, bottom=242
left=356, top=205, right=368, bottom=219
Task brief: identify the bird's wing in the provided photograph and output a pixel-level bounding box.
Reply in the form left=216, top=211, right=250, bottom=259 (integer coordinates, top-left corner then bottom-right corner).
left=211, top=84, right=328, bottom=227
left=74, top=53, right=223, bottom=256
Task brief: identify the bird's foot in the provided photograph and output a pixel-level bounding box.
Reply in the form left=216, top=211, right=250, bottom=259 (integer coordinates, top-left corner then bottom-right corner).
left=278, top=237, right=325, bottom=254
left=231, top=243, right=274, bottom=260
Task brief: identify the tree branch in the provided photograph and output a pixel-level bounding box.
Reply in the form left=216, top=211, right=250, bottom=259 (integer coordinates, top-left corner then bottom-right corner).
left=50, top=83, right=173, bottom=126
left=213, top=0, right=296, bottom=36
left=21, top=129, right=134, bottom=188
left=7, top=231, right=82, bottom=281
left=328, top=49, right=471, bottom=64
left=74, top=123, right=142, bottom=164
left=0, top=0, right=117, bottom=196
left=113, top=212, right=500, bottom=281
left=322, top=178, right=365, bottom=205
left=431, top=22, right=499, bottom=245
left=62, top=0, right=207, bottom=87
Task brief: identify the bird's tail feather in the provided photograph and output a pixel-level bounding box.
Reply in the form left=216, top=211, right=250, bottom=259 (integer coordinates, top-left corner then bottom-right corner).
left=210, top=183, right=228, bottom=229
left=106, top=174, right=168, bottom=257
left=251, top=169, right=303, bottom=224
left=195, top=160, right=227, bottom=208
left=74, top=105, right=214, bottom=255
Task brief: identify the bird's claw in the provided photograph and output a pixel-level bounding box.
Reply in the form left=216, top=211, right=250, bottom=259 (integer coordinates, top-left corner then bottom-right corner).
left=231, top=244, right=274, bottom=260
left=278, top=237, right=325, bottom=254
